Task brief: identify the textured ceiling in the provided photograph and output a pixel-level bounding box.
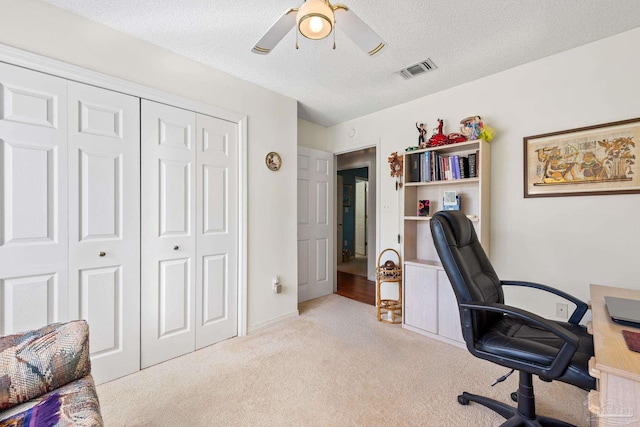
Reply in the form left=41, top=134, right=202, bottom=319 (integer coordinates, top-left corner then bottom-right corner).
left=43, top=0, right=640, bottom=127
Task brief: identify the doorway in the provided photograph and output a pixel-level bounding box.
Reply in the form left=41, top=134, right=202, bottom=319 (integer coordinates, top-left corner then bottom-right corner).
left=335, top=147, right=377, bottom=305
left=337, top=167, right=368, bottom=276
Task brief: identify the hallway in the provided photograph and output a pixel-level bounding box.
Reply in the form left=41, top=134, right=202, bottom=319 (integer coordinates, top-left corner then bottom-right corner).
left=337, top=254, right=367, bottom=277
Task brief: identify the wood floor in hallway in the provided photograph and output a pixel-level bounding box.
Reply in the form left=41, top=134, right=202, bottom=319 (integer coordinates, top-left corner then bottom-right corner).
left=336, top=271, right=375, bottom=306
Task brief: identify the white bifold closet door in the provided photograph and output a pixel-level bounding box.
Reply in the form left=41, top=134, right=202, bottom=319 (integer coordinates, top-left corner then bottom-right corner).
left=0, top=63, right=140, bottom=384
left=0, top=62, right=69, bottom=334
left=194, top=113, right=238, bottom=349
left=67, top=81, right=141, bottom=384
left=141, top=100, right=237, bottom=368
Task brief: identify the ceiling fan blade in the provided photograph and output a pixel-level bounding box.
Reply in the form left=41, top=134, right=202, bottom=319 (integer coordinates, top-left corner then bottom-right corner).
left=252, top=8, right=298, bottom=55
left=333, top=5, right=385, bottom=56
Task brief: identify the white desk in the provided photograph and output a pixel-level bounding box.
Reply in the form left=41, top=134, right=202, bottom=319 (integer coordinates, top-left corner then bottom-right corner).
left=588, top=284, right=640, bottom=427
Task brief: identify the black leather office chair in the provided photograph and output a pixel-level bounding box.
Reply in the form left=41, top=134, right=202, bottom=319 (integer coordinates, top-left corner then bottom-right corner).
left=430, top=210, right=595, bottom=427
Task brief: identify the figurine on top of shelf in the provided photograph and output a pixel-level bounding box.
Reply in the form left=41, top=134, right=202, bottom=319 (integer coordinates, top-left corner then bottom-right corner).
left=428, top=119, right=448, bottom=147
left=416, top=122, right=428, bottom=148
left=460, top=116, right=495, bottom=142
left=446, top=132, right=467, bottom=144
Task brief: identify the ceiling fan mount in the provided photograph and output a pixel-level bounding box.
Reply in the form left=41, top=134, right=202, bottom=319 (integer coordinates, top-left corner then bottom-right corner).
left=252, top=0, right=385, bottom=56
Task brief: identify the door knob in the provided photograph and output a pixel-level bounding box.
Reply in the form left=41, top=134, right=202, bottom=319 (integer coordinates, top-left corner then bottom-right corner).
left=174, top=246, right=179, bottom=251
left=99, top=251, right=106, bottom=257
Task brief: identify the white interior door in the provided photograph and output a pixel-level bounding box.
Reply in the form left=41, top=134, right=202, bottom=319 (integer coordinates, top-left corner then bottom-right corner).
left=355, top=177, right=367, bottom=256
left=195, top=113, right=238, bottom=349
left=0, top=62, right=69, bottom=334
left=141, top=100, right=197, bottom=368
left=297, top=147, right=334, bottom=302
left=67, top=81, right=140, bottom=384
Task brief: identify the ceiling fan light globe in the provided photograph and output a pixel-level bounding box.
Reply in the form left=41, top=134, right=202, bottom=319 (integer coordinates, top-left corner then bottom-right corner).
left=309, top=16, right=324, bottom=33
left=297, top=0, right=334, bottom=40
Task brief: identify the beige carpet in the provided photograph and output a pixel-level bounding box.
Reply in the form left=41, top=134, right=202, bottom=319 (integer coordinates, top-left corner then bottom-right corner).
left=97, top=295, right=590, bottom=426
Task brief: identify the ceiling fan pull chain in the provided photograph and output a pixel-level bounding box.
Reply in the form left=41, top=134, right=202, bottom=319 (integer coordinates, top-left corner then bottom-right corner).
left=296, top=30, right=299, bottom=50
left=333, top=24, right=336, bottom=50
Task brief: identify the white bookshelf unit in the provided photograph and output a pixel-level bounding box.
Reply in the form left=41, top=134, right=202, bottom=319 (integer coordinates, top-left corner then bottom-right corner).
left=401, top=139, right=491, bottom=347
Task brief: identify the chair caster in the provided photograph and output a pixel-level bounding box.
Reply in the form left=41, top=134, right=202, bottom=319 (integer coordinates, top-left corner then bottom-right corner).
left=457, top=395, right=470, bottom=405
left=511, top=392, right=518, bottom=402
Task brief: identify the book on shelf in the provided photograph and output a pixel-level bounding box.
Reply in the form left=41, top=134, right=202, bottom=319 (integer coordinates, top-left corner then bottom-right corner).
left=424, top=152, right=431, bottom=182
left=458, top=156, right=469, bottom=178
left=410, top=153, right=420, bottom=182
left=407, top=148, right=479, bottom=183
left=468, top=153, right=476, bottom=178
left=419, top=152, right=425, bottom=181
left=452, top=155, right=461, bottom=179
left=418, top=200, right=430, bottom=216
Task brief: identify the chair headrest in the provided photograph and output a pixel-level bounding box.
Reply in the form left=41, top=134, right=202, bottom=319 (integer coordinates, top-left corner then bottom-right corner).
left=433, top=210, right=476, bottom=247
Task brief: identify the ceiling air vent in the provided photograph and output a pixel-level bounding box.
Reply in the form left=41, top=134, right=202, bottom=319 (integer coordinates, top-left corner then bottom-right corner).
left=397, top=58, right=437, bottom=80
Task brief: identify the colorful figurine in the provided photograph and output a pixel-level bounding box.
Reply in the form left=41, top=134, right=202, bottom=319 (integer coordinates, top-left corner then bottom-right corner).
left=446, top=132, right=467, bottom=144
left=416, top=122, right=427, bottom=148
left=460, top=116, right=495, bottom=142
left=428, top=119, right=448, bottom=147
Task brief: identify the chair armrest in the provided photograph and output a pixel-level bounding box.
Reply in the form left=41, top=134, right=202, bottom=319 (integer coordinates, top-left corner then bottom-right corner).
left=460, top=301, right=579, bottom=378
left=501, top=280, right=589, bottom=324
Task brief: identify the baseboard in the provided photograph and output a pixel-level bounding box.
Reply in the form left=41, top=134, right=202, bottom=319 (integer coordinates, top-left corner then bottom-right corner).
left=247, top=310, right=299, bottom=334
left=402, top=324, right=466, bottom=349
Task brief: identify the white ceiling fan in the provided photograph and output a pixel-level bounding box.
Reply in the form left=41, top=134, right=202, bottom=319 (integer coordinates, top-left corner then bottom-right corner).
left=252, top=0, right=385, bottom=56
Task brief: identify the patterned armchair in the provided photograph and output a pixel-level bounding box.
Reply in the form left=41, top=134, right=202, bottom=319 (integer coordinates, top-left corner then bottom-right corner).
left=0, top=321, right=103, bottom=426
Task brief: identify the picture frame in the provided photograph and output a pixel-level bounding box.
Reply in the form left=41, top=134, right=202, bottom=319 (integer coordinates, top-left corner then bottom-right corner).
left=524, top=118, right=640, bottom=198
left=343, top=184, right=352, bottom=207
left=265, top=152, right=282, bottom=171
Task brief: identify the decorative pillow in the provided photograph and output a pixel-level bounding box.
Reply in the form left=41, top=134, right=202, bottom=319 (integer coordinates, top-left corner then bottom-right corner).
left=0, top=392, right=60, bottom=427
left=0, top=321, right=91, bottom=411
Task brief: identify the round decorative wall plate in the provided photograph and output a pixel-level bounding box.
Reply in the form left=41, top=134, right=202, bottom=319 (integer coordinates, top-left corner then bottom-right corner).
left=266, top=152, right=282, bottom=171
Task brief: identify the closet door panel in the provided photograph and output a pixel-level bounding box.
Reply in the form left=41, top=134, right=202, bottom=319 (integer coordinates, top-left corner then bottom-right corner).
left=0, top=62, right=68, bottom=335
left=68, top=82, right=140, bottom=385
left=141, top=100, right=196, bottom=368
left=159, top=159, right=191, bottom=235
left=79, top=266, right=121, bottom=353
left=158, top=258, right=190, bottom=335
left=195, top=114, right=238, bottom=349
left=1, top=273, right=58, bottom=334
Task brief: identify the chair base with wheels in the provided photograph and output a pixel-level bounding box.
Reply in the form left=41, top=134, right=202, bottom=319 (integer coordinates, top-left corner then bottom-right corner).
left=458, top=371, right=575, bottom=427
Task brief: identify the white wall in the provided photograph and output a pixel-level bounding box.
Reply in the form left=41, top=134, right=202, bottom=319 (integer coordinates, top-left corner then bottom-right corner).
left=325, top=28, right=640, bottom=318
left=0, top=0, right=299, bottom=331
left=298, top=119, right=328, bottom=151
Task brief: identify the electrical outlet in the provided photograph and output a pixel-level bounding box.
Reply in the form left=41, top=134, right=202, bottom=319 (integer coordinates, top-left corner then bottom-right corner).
left=556, top=302, right=568, bottom=319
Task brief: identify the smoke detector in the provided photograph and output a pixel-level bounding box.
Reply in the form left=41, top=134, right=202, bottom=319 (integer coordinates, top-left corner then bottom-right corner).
left=397, top=58, right=438, bottom=79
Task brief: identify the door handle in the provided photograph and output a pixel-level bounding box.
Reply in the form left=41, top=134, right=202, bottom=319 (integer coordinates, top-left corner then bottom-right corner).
left=174, top=246, right=179, bottom=251
left=99, top=251, right=106, bottom=257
